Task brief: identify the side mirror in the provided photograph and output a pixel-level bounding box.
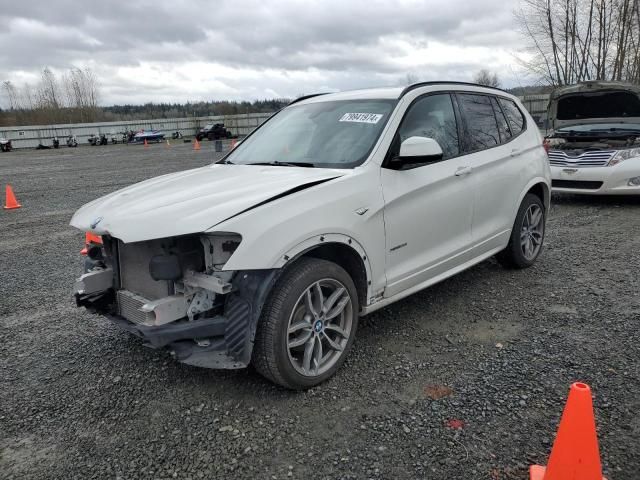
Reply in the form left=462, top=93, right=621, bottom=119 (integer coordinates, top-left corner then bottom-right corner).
left=390, top=136, right=444, bottom=170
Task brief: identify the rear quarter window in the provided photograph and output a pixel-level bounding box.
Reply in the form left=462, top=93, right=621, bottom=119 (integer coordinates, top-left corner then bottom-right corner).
left=491, top=97, right=512, bottom=142
left=498, top=98, right=525, bottom=136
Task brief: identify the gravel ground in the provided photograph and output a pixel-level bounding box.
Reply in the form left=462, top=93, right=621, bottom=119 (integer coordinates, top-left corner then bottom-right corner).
left=1, top=143, right=639, bottom=480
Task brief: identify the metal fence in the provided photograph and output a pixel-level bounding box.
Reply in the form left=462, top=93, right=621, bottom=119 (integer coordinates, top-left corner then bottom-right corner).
left=519, top=94, right=550, bottom=127
left=0, top=94, right=551, bottom=150
left=0, top=113, right=273, bottom=149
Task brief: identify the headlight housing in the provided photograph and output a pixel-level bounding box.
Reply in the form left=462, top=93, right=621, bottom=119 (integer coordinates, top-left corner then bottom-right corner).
left=200, top=233, right=242, bottom=271
left=609, top=147, right=640, bottom=166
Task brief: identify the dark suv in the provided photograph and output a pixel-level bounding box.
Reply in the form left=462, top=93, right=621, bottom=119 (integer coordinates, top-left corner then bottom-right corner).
left=195, top=123, right=234, bottom=141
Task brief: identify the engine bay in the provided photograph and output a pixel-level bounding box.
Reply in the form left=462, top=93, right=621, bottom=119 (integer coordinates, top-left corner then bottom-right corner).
left=547, top=135, right=640, bottom=151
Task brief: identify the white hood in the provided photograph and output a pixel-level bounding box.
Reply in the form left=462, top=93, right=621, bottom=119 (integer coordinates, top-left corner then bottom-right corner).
left=70, top=164, right=344, bottom=243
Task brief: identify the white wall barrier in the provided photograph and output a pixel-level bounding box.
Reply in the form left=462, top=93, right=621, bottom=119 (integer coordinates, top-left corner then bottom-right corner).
left=0, top=113, right=273, bottom=149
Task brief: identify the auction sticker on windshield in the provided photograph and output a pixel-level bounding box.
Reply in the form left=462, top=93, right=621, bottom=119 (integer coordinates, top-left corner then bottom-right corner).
left=339, top=113, right=383, bottom=124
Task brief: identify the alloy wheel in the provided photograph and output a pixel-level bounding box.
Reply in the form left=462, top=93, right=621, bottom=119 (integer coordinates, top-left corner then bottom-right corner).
left=520, top=204, right=544, bottom=261
left=286, top=279, right=354, bottom=377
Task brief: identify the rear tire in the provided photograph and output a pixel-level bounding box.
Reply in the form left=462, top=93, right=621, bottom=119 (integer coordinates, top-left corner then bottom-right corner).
left=496, top=193, right=545, bottom=269
left=252, top=257, right=359, bottom=390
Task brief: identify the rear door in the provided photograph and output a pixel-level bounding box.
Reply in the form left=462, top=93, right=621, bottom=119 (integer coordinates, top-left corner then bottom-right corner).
left=381, top=93, right=475, bottom=298
left=455, top=93, right=527, bottom=251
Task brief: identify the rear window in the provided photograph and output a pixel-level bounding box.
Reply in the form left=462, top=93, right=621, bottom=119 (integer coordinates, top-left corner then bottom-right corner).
left=457, top=94, right=500, bottom=151
left=556, top=91, right=640, bottom=120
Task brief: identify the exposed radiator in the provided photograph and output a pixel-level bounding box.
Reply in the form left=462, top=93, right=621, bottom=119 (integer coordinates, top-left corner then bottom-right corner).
left=118, top=239, right=171, bottom=300
left=117, top=290, right=155, bottom=325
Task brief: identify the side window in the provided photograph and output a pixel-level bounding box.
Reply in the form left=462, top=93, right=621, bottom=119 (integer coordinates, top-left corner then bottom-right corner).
left=397, top=94, right=460, bottom=160
left=491, top=96, right=512, bottom=142
left=498, top=98, right=525, bottom=136
left=457, top=94, right=500, bottom=151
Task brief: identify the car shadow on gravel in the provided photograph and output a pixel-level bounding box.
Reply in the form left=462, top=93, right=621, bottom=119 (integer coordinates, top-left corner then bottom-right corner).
left=83, top=255, right=506, bottom=398
left=87, top=321, right=304, bottom=401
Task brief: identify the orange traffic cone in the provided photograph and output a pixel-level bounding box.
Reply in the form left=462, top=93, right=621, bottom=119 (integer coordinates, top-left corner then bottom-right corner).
left=144, top=138, right=149, bottom=148
left=193, top=138, right=201, bottom=151
left=4, top=184, right=21, bottom=210
left=80, top=232, right=103, bottom=255
left=530, top=383, right=606, bottom=480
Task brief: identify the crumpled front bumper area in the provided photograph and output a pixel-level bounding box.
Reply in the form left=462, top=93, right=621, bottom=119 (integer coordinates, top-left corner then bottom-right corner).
left=75, top=269, right=278, bottom=370
left=109, top=295, right=250, bottom=369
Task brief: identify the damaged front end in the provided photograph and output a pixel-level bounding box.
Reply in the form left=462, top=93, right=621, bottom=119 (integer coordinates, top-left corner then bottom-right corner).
left=74, top=233, right=277, bottom=369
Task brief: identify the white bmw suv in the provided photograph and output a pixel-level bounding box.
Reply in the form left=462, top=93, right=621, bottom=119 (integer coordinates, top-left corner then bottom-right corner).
left=72, top=82, right=550, bottom=389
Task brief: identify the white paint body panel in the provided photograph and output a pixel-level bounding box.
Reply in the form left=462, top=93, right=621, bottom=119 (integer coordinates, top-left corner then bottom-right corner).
left=550, top=157, right=640, bottom=195
left=70, top=164, right=346, bottom=242
left=71, top=84, right=550, bottom=311
left=381, top=155, right=475, bottom=297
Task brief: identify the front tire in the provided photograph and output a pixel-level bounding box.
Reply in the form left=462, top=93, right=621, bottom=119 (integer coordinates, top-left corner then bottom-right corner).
left=252, top=257, right=359, bottom=389
left=496, top=193, right=545, bottom=269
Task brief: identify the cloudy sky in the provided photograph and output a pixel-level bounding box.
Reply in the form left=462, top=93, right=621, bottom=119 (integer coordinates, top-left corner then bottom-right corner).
left=0, top=0, right=531, bottom=106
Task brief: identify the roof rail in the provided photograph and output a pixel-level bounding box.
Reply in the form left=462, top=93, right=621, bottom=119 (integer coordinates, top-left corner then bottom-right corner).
left=288, top=93, right=330, bottom=105
left=400, top=81, right=508, bottom=98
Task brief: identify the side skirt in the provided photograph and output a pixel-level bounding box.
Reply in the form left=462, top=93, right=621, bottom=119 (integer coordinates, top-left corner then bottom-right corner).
left=362, top=245, right=505, bottom=316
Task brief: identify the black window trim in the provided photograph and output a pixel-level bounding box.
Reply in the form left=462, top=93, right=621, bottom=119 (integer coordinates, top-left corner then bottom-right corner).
left=454, top=92, right=528, bottom=156
left=382, top=91, right=465, bottom=169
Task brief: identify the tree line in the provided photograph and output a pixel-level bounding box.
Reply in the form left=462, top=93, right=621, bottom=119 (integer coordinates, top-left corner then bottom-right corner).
left=0, top=68, right=290, bottom=127
left=2, top=67, right=100, bottom=126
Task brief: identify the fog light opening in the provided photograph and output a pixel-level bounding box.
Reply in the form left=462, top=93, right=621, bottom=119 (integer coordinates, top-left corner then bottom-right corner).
left=628, top=176, right=640, bottom=186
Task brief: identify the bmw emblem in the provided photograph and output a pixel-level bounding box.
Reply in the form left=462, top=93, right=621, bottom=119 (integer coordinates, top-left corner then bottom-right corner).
left=314, top=320, right=323, bottom=333
left=90, top=216, right=103, bottom=229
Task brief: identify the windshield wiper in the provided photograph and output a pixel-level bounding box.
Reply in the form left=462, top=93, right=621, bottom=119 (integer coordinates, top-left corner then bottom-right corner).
left=245, top=161, right=316, bottom=168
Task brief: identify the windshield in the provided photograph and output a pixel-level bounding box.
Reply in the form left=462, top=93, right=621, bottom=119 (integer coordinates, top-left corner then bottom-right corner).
left=223, top=99, right=397, bottom=168
left=203, top=124, right=213, bottom=130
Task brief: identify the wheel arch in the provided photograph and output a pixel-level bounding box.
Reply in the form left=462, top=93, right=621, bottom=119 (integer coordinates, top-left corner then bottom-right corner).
left=526, top=181, right=550, bottom=211
left=512, top=178, right=551, bottom=222
left=279, top=235, right=372, bottom=311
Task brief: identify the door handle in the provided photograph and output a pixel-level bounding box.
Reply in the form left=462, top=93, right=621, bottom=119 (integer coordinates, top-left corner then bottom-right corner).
left=510, top=148, right=524, bottom=157
left=455, top=166, right=473, bottom=176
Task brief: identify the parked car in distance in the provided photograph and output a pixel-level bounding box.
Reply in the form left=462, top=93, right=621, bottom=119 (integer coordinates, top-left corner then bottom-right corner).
left=71, top=82, right=550, bottom=389
left=0, top=138, right=12, bottom=152
left=546, top=81, right=640, bottom=195
left=195, top=123, right=234, bottom=141
left=129, top=129, right=165, bottom=144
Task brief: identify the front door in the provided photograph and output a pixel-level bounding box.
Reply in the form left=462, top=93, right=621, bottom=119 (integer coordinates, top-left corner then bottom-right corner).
left=381, top=93, right=475, bottom=298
